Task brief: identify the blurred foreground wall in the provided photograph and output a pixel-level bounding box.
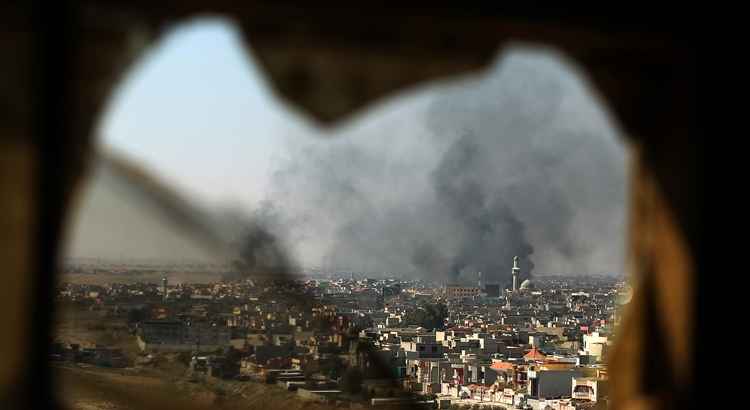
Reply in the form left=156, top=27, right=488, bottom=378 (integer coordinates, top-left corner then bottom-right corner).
left=0, top=3, right=700, bottom=409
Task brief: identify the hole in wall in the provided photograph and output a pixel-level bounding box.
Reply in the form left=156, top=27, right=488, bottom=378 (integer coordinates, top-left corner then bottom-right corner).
left=55, top=17, right=630, bottom=408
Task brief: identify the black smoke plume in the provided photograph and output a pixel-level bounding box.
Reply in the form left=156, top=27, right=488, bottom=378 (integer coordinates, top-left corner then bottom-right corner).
left=221, top=204, right=299, bottom=281
left=262, top=49, right=626, bottom=283
left=430, top=132, right=534, bottom=283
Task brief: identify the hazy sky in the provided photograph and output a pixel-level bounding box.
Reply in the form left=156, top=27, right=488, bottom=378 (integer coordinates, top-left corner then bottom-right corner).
left=97, top=18, right=296, bottom=211
left=69, top=18, right=627, bottom=275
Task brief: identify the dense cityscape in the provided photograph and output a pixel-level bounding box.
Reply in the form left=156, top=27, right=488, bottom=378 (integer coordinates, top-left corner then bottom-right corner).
left=53, top=257, right=628, bottom=410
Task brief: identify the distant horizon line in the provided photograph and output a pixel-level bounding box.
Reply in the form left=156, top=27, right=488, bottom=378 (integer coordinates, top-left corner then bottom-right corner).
left=63, top=257, right=621, bottom=277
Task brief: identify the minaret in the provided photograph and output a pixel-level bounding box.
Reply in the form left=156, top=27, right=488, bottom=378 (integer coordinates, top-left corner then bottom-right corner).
left=162, top=277, right=168, bottom=302
left=511, top=256, right=520, bottom=292
left=478, top=271, right=483, bottom=290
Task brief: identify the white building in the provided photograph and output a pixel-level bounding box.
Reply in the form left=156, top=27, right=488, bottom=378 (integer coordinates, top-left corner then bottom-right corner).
left=582, top=332, right=608, bottom=361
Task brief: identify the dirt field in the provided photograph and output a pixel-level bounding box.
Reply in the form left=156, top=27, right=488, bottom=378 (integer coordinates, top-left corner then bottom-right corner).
left=55, top=364, right=215, bottom=410
left=55, top=363, right=350, bottom=410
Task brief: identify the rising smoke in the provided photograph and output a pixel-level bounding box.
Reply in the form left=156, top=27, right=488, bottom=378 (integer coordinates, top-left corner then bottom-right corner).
left=259, top=48, right=626, bottom=284
left=429, top=131, right=535, bottom=283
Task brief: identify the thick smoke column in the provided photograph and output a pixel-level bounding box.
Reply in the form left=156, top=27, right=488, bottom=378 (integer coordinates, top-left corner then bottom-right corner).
left=263, top=48, right=626, bottom=283
left=424, top=49, right=626, bottom=278
left=430, top=132, right=535, bottom=282
left=219, top=203, right=299, bottom=281
left=229, top=224, right=295, bottom=279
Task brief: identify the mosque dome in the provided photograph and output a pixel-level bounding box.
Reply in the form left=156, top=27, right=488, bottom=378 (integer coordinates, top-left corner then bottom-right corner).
left=520, top=279, right=533, bottom=290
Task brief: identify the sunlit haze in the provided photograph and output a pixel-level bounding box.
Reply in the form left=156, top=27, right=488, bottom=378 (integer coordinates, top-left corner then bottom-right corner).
left=67, top=18, right=627, bottom=277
